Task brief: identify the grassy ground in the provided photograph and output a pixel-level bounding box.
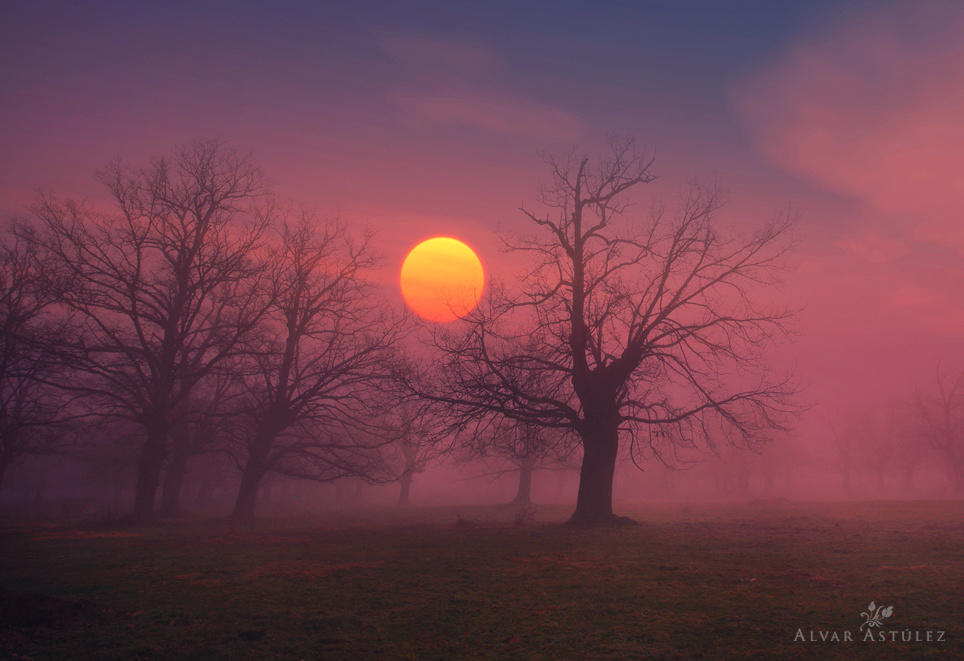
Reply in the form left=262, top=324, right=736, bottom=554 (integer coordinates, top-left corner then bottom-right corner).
left=1, top=501, right=961, bottom=660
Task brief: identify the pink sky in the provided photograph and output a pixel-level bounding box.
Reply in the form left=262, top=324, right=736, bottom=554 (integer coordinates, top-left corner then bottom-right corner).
left=3, top=1, right=961, bottom=424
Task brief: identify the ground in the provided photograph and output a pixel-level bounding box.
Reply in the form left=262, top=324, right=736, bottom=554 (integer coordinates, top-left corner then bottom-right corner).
left=1, top=501, right=961, bottom=659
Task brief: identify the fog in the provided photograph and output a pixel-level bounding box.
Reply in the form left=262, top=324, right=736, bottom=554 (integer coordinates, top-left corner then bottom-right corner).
left=2, top=412, right=959, bottom=523
left=1, top=139, right=962, bottom=525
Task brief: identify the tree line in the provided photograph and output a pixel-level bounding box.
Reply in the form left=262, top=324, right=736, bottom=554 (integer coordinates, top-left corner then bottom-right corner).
left=13, top=138, right=959, bottom=525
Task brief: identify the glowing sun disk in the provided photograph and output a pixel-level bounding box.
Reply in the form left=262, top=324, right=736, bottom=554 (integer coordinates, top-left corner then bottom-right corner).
left=400, top=237, right=484, bottom=322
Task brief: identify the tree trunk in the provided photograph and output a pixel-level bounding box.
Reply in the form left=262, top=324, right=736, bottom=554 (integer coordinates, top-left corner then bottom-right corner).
left=398, top=473, right=412, bottom=505
left=232, top=463, right=266, bottom=522
left=233, top=459, right=267, bottom=523
left=950, top=460, right=964, bottom=496
left=512, top=461, right=534, bottom=506
left=570, top=420, right=626, bottom=525
left=132, top=426, right=167, bottom=523
left=232, top=436, right=272, bottom=523
left=160, top=442, right=190, bottom=516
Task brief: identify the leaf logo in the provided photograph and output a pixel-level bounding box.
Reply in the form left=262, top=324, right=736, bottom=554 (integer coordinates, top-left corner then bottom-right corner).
left=859, top=601, right=894, bottom=631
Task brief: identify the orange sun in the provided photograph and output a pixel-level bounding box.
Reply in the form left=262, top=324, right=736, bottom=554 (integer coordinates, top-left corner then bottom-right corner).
left=400, top=237, right=484, bottom=322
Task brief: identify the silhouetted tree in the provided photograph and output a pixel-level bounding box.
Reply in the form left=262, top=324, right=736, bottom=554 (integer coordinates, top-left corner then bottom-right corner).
left=419, top=139, right=795, bottom=524
left=380, top=401, right=445, bottom=505
left=230, top=218, right=403, bottom=521
left=160, top=372, right=234, bottom=515
left=0, top=229, right=69, bottom=491
left=496, top=423, right=573, bottom=507
left=27, top=141, right=270, bottom=522
left=916, top=368, right=964, bottom=495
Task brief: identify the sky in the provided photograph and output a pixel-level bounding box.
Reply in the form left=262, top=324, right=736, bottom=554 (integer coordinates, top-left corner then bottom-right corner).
left=2, top=0, right=962, bottom=422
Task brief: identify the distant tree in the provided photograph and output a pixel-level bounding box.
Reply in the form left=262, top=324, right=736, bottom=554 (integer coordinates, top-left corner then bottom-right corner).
left=832, top=399, right=934, bottom=495
left=26, top=141, right=270, bottom=522
left=916, top=368, right=964, bottom=495
left=229, top=218, right=403, bottom=522
left=74, top=419, right=141, bottom=514
left=0, top=229, right=69, bottom=491
left=826, top=415, right=857, bottom=494
left=159, top=372, right=235, bottom=515
left=417, top=139, right=795, bottom=524
left=496, top=422, right=574, bottom=508
left=888, top=404, right=928, bottom=493
left=380, top=401, right=445, bottom=506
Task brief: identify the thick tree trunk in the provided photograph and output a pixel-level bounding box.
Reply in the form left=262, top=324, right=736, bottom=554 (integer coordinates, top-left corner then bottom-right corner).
left=511, top=461, right=534, bottom=506
left=132, top=427, right=167, bottom=523
left=232, top=462, right=266, bottom=522
left=160, top=442, right=189, bottom=516
left=570, top=420, right=627, bottom=525
left=233, top=458, right=267, bottom=523
left=398, top=473, right=412, bottom=505
left=232, top=435, right=272, bottom=523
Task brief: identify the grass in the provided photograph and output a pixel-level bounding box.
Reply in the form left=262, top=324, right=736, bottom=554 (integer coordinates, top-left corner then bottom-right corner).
left=1, top=500, right=961, bottom=659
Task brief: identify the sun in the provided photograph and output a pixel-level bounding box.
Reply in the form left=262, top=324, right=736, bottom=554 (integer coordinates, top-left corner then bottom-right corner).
left=400, top=237, right=484, bottom=323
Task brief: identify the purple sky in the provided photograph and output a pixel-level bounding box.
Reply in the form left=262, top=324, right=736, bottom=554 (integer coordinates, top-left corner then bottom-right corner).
left=3, top=0, right=963, bottom=421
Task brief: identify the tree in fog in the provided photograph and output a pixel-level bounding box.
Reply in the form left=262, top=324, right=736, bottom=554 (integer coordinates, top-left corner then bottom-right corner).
left=830, top=400, right=932, bottom=494
left=27, top=141, right=269, bottom=522
left=160, top=373, right=234, bottom=515
left=889, top=403, right=929, bottom=492
left=420, top=139, right=795, bottom=524
left=826, top=415, right=857, bottom=494
left=230, top=218, right=403, bottom=521
left=454, top=384, right=577, bottom=509
left=380, top=401, right=445, bottom=506
left=916, top=368, right=964, bottom=495
left=492, top=422, right=574, bottom=508
left=0, top=230, right=70, bottom=491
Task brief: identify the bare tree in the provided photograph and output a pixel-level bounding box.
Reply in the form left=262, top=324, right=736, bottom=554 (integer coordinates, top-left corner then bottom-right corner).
left=229, top=218, right=403, bottom=522
left=916, top=368, right=964, bottom=495
left=417, top=139, right=795, bottom=524
left=159, top=372, right=235, bottom=515
left=495, top=422, right=574, bottom=508
left=26, top=140, right=270, bottom=522
left=380, top=401, right=446, bottom=506
left=0, top=229, right=69, bottom=491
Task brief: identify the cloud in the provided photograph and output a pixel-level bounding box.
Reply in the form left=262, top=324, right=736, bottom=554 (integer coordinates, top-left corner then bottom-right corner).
left=394, top=91, right=584, bottom=140
left=377, top=33, right=583, bottom=140
left=732, top=3, right=964, bottom=242
left=732, top=2, right=964, bottom=350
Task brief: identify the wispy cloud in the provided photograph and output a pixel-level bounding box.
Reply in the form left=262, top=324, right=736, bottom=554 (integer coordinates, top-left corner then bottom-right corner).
left=377, top=33, right=583, bottom=140
left=732, top=3, right=964, bottom=244
left=731, top=2, right=964, bottom=346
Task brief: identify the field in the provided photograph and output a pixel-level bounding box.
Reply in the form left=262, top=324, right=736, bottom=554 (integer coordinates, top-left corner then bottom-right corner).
left=1, top=501, right=961, bottom=660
